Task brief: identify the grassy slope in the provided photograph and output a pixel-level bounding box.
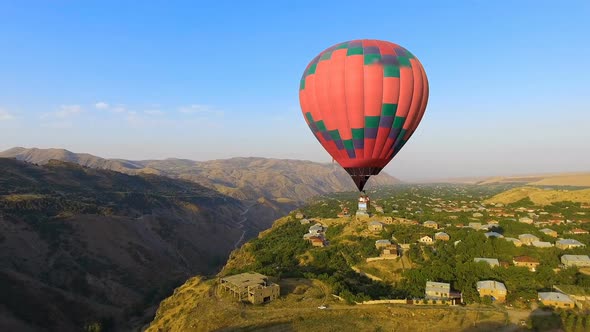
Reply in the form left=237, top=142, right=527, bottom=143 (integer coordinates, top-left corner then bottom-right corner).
left=483, top=186, right=590, bottom=205
left=148, top=216, right=512, bottom=331
left=147, top=276, right=507, bottom=332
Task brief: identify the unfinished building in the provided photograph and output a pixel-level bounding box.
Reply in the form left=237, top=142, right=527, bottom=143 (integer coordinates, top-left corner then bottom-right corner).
left=219, top=272, right=280, bottom=304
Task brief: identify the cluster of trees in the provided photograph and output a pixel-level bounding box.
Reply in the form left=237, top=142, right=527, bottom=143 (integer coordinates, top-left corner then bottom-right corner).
left=397, top=231, right=590, bottom=305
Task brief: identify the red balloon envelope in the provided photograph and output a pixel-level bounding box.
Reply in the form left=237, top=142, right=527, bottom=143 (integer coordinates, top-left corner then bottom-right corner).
left=299, top=39, right=429, bottom=191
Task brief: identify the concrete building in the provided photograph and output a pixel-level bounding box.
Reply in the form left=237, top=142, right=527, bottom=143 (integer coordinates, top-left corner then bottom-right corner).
left=425, top=281, right=450, bottom=300
left=435, top=232, right=450, bottom=241
left=561, top=255, right=590, bottom=268
left=518, top=234, right=540, bottom=245
left=476, top=280, right=507, bottom=302
left=423, top=221, right=438, bottom=229
left=538, top=292, right=575, bottom=309
left=375, top=239, right=392, bottom=249
left=356, top=195, right=371, bottom=217
left=555, top=239, right=586, bottom=250
left=299, top=218, right=310, bottom=225
left=569, top=228, right=589, bottom=235
left=474, top=258, right=500, bottom=267
left=219, top=272, right=280, bottom=304
left=308, top=224, right=324, bottom=235
left=468, top=222, right=482, bottom=230
left=368, top=221, right=384, bottom=232
left=419, top=235, right=434, bottom=244
left=381, top=245, right=398, bottom=258
left=309, top=236, right=325, bottom=247
left=539, top=228, right=558, bottom=238
left=484, top=232, right=504, bottom=239
left=513, top=256, right=540, bottom=272
left=504, top=237, right=523, bottom=247
left=532, top=241, right=553, bottom=248
left=519, top=217, right=534, bottom=224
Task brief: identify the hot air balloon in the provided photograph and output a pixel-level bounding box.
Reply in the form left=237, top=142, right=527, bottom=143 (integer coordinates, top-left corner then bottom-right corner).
left=299, top=39, right=429, bottom=191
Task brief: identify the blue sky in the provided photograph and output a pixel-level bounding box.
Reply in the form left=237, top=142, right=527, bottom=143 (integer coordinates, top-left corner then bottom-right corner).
left=0, top=1, right=589, bottom=180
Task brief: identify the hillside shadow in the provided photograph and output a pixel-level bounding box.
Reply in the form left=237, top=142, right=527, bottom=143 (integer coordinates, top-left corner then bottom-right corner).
left=461, top=307, right=564, bottom=332
left=215, top=321, right=295, bottom=332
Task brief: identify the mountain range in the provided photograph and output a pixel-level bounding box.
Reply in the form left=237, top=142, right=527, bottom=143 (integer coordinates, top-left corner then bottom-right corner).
left=0, top=147, right=400, bottom=331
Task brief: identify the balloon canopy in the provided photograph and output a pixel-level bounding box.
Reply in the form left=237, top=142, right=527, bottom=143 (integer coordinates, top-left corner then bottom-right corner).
left=299, top=39, right=429, bottom=191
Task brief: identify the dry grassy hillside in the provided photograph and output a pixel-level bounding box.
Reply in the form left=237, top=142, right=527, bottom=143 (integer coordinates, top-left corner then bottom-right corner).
left=484, top=186, right=590, bottom=205
left=0, top=148, right=401, bottom=203
left=477, top=172, right=590, bottom=187
left=147, top=276, right=507, bottom=332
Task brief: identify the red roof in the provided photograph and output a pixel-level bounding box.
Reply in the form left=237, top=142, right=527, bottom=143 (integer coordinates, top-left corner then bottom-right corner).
left=513, top=256, right=539, bottom=263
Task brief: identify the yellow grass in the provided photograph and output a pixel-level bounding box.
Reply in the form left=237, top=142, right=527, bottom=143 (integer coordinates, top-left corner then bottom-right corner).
left=147, top=277, right=508, bottom=332
left=1, top=194, right=46, bottom=202
left=484, top=186, right=590, bottom=205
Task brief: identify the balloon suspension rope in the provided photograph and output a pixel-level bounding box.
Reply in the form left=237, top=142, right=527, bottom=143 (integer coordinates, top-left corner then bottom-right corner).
left=344, top=167, right=383, bottom=192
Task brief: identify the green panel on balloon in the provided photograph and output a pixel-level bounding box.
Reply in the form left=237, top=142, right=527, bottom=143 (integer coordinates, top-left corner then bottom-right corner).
left=320, top=52, right=332, bottom=61
left=393, top=116, right=405, bottom=128
left=305, top=112, right=314, bottom=122
left=384, top=65, right=400, bottom=77
left=343, top=139, right=354, bottom=150
left=382, top=103, right=397, bottom=116
left=364, top=54, right=381, bottom=65
left=335, top=43, right=349, bottom=50
left=352, top=128, right=364, bottom=139
left=316, top=120, right=326, bottom=131
left=365, top=116, right=380, bottom=128
left=300, top=79, right=306, bottom=90
left=347, top=47, right=363, bottom=56
left=398, top=56, right=411, bottom=67
left=329, top=130, right=341, bottom=140
left=308, top=63, right=317, bottom=75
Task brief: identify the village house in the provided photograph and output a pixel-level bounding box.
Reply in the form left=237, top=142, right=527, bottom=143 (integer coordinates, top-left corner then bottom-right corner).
left=219, top=272, right=280, bottom=304
left=476, top=280, right=507, bottom=303
left=518, top=234, right=540, bottom=245
left=381, top=245, right=398, bottom=258
left=309, top=236, right=325, bottom=247
left=299, top=218, right=310, bottom=225
left=519, top=217, right=534, bottom=224
left=484, top=232, right=504, bottom=239
left=473, top=212, right=484, bottom=218
left=532, top=241, right=553, bottom=248
left=368, top=221, right=384, bottom=232
left=556, top=239, right=586, bottom=250
left=435, top=232, right=450, bottom=241
left=554, top=285, right=590, bottom=309
left=468, top=222, right=482, bottom=230
left=569, top=228, right=589, bottom=235
left=538, top=292, right=575, bottom=309
left=423, top=221, right=439, bottom=229
left=539, top=228, right=558, bottom=237
left=419, top=235, right=434, bottom=244
left=295, top=212, right=305, bottom=219
left=488, top=220, right=500, bottom=226
left=513, top=256, right=540, bottom=272
left=561, top=255, right=590, bottom=268
left=308, top=224, right=324, bottom=236
left=474, top=258, right=500, bottom=267
left=425, top=281, right=450, bottom=300
left=375, top=239, right=392, bottom=249
left=505, top=237, right=523, bottom=247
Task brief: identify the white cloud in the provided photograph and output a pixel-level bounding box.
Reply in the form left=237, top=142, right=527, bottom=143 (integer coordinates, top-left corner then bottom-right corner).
left=41, top=104, right=83, bottom=119
left=111, top=105, right=127, bottom=113
left=179, top=104, right=223, bottom=116
left=95, top=102, right=109, bottom=110
left=0, top=109, right=14, bottom=121
left=144, top=110, right=163, bottom=115
left=56, top=104, right=82, bottom=118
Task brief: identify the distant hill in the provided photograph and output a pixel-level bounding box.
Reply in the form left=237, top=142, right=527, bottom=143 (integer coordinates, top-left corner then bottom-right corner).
left=0, top=148, right=401, bottom=203
left=0, top=158, right=247, bottom=331
left=484, top=186, right=590, bottom=205
left=422, top=172, right=590, bottom=187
